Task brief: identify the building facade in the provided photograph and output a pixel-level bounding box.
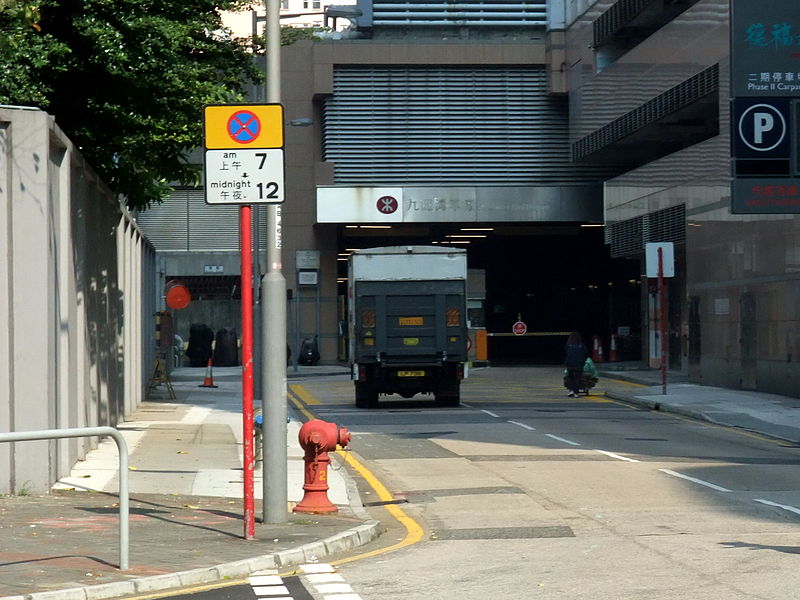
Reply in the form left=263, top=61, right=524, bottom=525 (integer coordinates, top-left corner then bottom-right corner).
left=562, top=0, right=800, bottom=395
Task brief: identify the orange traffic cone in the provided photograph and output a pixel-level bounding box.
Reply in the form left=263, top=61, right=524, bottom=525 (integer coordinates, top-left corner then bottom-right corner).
left=609, top=334, right=619, bottom=362
left=199, top=358, right=218, bottom=388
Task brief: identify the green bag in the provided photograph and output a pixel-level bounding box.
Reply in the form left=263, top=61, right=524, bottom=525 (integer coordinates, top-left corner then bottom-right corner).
left=583, top=357, right=598, bottom=379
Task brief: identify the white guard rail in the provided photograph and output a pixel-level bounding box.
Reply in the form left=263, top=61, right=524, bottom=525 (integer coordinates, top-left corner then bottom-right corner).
left=0, top=427, right=130, bottom=570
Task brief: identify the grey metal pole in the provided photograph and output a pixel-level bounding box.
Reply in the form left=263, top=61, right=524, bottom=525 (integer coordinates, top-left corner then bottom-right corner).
left=294, top=273, right=301, bottom=372
left=261, top=0, right=288, bottom=524
left=0, top=427, right=129, bottom=570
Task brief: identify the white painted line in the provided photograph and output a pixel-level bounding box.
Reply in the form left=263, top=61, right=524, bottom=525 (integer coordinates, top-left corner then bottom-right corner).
left=594, top=449, right=639, bottom=463
left=252, top=585, right=291, bottom=596
left=508, top=420, right=535, bottom=431
left=754, top=498, right=800, bottom=516
left=482, top=409, right=500, bottom=418
left=249, top=575, right=284, bottom=586
left=315, top=583, right=353, bottom=594
left=300, top=563, right=336, bottom=573
left=545, top=433, right=580, bottom=446
left=659, top=469, right=731, bottom=492
left=306, top=573, right=345, bottom=584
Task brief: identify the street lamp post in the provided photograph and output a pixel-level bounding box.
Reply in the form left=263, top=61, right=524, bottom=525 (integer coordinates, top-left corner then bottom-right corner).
left=261, top=0, right=288, bottom=525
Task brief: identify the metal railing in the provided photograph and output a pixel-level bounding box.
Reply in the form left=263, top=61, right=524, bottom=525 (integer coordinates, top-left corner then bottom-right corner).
left=0, top=427, right=130, bottom=570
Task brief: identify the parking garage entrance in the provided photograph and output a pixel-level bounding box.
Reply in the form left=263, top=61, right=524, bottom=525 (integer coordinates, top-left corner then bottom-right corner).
left=337, top=223, right=642, bottom=365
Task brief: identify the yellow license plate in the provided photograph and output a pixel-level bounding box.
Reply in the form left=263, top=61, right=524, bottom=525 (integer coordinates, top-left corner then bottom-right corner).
left=399, top=316, right=424, bottom=326
left=398, top=370, right=425, bottom=377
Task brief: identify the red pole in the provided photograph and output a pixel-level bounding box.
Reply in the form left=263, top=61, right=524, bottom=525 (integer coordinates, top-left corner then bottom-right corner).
left=241, top=205, right=255, bottom=539
left=658, top=247, right=667, bottom=396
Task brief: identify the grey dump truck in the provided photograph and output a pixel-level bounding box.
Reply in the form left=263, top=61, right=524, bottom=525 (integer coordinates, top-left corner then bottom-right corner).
left=348, top=246, right=468, bottom=408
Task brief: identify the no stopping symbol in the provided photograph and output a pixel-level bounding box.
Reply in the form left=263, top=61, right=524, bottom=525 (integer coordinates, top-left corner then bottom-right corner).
left=228, top=110, right=261, bottom=144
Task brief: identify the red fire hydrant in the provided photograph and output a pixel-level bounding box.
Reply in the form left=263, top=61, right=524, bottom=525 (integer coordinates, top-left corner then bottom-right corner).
left=294, top=419, right=352, bottom=514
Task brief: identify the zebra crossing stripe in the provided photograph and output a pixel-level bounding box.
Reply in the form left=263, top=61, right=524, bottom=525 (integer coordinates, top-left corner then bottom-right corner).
left=251, top=586, right=291, bottom=596
left=250, top=575, right=284, bottom=586
left=306, top=573, right=345, bottom=584
left=249, top=570, right=292, bottom=599
left=315, top=583, right=353, bottom=594
left=299, top=564, right=362, bottom=600
left=300, top=563, right=336, bottom=573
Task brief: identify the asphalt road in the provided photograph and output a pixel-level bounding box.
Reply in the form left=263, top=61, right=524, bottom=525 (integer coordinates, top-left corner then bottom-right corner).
left=293, top=366, right=800, bottom=600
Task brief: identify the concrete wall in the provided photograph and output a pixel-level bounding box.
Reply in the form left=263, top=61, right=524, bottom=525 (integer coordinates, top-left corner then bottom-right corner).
left=0, top=107, right=156, bottom=494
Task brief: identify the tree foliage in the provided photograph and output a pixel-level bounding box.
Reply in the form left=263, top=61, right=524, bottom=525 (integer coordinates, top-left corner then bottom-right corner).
left=0, top=0, right=264, bottom=210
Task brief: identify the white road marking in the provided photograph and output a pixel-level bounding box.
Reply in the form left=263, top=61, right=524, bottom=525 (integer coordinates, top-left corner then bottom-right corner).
left=249, top=575, right=284, bottom=586
left=315, top=583, right=354, bottom=594
left=545, top=433, right=580, bottom=446
left=306, top=573, right=345, bottom=584
left=482, top=409, right=500, bottom=418
left=248, top=570, right=291, bottom=598
left=298, top=563, right=362, bottom=600
left=508, top=420, right=535, bottom=431
left=659, top=469, right=731, bottom=492
left=252, top=586, right=291, bottom=596
left=594, top=449, right=639, bottom=462
left=300, top=563, right=336, bottom=573
left=753, top=498, right=800, bottom=516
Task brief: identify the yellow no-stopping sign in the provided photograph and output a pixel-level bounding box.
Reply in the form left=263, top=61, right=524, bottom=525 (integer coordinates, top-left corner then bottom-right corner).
left=203, top=104, right=285, bottom=204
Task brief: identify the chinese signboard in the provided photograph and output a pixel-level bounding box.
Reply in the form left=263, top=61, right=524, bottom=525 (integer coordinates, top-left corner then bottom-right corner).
left=731, top=2, right=800, bottom=98
left=203, top=104, right=285, bottom=205
left=730, top=1, right=800, bottom=213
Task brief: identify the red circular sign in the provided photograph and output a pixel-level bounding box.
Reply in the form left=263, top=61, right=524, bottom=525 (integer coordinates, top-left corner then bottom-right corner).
left=512, top=321, right=527, bottom=336
left=376, top=195, right=398, bottom=214
left=227, top=110, right=261, bottom=144
left=165, top=284, right=191, bottom=310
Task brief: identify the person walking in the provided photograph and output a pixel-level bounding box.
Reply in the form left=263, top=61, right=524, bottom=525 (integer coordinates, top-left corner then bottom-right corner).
left=564, top=331, right=589, bottom=398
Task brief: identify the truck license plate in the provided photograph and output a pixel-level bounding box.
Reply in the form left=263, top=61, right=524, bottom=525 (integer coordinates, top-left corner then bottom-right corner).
left=398, top=370, right=425, bottom=377
left=399, top=316, right=424, bottom=326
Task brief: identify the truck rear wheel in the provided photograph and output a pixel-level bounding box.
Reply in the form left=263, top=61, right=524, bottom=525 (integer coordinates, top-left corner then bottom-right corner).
left=435, top=380, right=460, bottom=407
left=435, top=366, right=461, bottom=407
left=355, top=381, right=379, bottom=409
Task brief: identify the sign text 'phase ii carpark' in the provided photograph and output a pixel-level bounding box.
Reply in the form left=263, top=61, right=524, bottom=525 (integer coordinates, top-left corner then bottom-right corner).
left=203, top=104, right=285, bottom=205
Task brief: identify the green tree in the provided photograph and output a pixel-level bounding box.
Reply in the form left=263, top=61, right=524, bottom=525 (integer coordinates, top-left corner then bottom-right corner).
left=0, top=0, right=263, bottom=210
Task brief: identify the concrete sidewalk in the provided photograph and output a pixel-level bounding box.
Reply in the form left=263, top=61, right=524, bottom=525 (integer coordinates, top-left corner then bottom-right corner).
left=600, top=363, right=800, bottom=445
left=0, top=365, right=376, bottom=600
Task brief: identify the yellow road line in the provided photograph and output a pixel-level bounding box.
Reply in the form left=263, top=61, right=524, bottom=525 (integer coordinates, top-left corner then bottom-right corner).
left=289, top=383, right=320, bottom=405
left=605, top=378, right=647, bottom=388
left=288, top=388, right=316, bottom=421
left=330, top=450, right=425, bottom=566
